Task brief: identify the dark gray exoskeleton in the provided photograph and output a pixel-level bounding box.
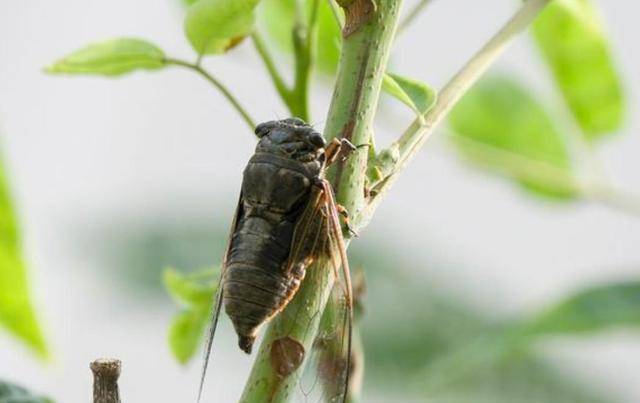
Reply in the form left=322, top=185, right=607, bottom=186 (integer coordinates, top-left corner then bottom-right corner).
left=224, top=118, right=328, bottom=354
left=198, top=118, right=354, bottom=403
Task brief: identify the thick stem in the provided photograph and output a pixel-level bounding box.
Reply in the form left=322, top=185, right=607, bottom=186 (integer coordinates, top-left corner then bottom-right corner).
left=357, top=0, right=551, bottom=230
left=90, top=358, right=121, bottom=403
left=239, top=1, right=402, bottom=402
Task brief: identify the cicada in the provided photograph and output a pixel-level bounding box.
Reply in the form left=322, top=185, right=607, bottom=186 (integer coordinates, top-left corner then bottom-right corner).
left=198, top=118, right=355, bottom=402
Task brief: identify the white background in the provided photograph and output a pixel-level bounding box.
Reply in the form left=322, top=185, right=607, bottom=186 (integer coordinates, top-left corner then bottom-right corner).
left=1, top=0, right=639, bottom=402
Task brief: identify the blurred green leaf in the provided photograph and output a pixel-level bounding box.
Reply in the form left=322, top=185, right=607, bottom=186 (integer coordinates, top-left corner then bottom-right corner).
left=528, top=282, right=640, bottom=335
left=169, top=306, right=211, bottom=364
left=0, top=168, right=18, bottom=251
left=448, top=75, right=579, bottom=199
left=164, top=267, right=217, bottom=306
left=46, top=38, right=165, bottom=76
left=352, top=242, right=612, bottom=403
left=163, top=267, right=217, bottom=363
left=382, top=72, right=436, bottom=122
left=185, top=0, right=259, bottom=55
left=533, top=0, right=624, bottom=138
left=259, top=0, right=342, bottom=73
left=0, top=380, right=53, bottom=403
left=0, top=161, right=47, bottom=358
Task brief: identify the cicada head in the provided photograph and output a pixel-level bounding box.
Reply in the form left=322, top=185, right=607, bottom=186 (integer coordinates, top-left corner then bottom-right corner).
left=254, top=118, right=326, bottom=163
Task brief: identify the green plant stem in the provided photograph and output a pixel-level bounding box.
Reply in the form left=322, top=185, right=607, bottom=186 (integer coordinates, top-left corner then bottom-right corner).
left=251, top=32, right=294, bottom=109
left=253, top=1, right=320, bottom=121
left=239, top=1, right=403, bottom=402
left=163, top=58, right=256, bottom=131
left=356, top=0, right=552, bottom=230
left=290, top=0, right=321, bottom=121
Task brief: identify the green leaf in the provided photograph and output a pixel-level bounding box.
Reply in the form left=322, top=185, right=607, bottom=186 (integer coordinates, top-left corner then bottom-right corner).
left=448, top=75, right=579, bottom=199
left=355, top=243, right=612, bottom=403
left=0, top=161, right=48, bottom=358
left=169, top=306, right=211, bottom=364
left=528, top=282, right=640, bottom=336
left=533, top=0, right=625, bottom=138
left=163, top=267, right=217, bottom=306
left=383, top=72, right=436, bottom=123
left=185, top=0, right=259, bottom=55
left=46, top=38, right=166, bottom=76
left=259, top=0, right=342, bottom=73
left=0, top=380, right=53, bottom=403
left=163, top=267, right=217, bottom=363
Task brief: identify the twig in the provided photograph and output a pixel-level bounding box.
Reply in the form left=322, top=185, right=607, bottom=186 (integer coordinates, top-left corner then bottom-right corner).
left=290, top=0, right=322, bottom=121
left=251, top=32, right=295, bottom=112
left=357, top=0, right=552, bottom=230
left=164, top=58, right=257, bottom=131
left=90, top=358, right=121, bottom=403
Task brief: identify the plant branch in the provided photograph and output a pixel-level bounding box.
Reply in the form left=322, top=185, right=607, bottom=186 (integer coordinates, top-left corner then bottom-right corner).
left=289, top=0, right=322, bottom=121
left=90, top=358, right=121, bottom=403
left=251, top=32, right=295, bottom=109
left=356, top=0, right=552, bottom=230
left=164, top=57, right=257, bottom=131
left=240, top=1, right=403, bottom=401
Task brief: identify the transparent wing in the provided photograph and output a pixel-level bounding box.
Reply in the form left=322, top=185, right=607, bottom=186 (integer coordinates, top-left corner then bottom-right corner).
left=197, top=194, right=244, bottom=402
left=319, top=179, right=354, bottom=403
left=293, top=179, right=354, bottom=403
left=281, top=184, right=327, bottom=278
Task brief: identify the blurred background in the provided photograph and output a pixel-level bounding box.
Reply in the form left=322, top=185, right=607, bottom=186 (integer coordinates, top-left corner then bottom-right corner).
left=1, top=0, right=639, bottom=402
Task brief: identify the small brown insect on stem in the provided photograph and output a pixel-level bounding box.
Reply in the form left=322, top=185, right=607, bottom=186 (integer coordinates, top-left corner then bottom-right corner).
left=90, top=358, right=121, bottom=403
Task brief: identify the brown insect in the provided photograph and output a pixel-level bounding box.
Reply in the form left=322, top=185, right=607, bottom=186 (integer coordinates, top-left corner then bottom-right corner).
left=197, top=118, right=355, bottom=402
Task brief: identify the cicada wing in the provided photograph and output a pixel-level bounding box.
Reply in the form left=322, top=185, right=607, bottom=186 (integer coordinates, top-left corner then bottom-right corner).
left=311, top=284, right=353, bottom=403
left=285, top=179, right=355, bottom=403
left=282, top=184, right=327, bottom=277
left=298, top=229, right=353, bottom=403
left=318, top=179, right=354, bottom=403
left=197, top=193, right=244, bottom=402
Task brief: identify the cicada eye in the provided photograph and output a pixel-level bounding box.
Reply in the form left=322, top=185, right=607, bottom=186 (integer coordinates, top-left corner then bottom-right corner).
left=309, top=132, right=326, bottom=148
left=255, top=122, right=275, bottom=138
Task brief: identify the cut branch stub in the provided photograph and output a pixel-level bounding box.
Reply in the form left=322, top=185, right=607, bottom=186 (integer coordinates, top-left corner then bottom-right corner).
left=337, top=0, right=377, bottom=37
left=90, top=358, right=121, bottom=403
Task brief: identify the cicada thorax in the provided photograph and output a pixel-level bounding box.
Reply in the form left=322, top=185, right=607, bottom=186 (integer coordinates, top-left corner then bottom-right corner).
left=222, top=118, right=328, bottom=354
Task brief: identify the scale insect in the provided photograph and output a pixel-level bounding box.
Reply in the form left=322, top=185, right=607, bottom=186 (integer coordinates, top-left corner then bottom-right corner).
left=198, top=118, right=356, bottom=403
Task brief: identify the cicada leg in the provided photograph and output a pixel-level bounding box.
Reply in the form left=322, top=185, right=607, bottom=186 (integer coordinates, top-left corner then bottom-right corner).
left=324, top=138, right=357, bottom=167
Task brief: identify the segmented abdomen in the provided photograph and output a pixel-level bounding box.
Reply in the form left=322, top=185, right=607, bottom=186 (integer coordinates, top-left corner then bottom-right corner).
left=223, top=159, right=313, bottom=353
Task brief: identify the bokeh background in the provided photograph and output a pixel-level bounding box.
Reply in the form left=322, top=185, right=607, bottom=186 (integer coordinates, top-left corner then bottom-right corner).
left=1, top=0, right=639, bottom=402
